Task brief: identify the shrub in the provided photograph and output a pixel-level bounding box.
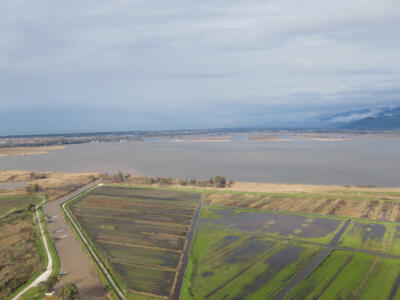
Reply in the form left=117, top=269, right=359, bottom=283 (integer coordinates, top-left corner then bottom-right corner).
left=57, top=283, right=78, bottom=300
left=214, top=176, right=226, bottom=188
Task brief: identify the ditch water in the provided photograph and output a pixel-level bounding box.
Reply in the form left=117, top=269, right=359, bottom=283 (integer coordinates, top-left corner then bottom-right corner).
left=1, top=138, right=400, bottom=186
left=170, top=194, right=203, bottom=300
left=274, top=219, right=351, bottom=300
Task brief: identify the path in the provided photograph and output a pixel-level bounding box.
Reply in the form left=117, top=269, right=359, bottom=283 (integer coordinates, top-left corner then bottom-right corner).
left=274, top=219, right=351, bottom=300
left=43, top=183, right=109, bottom=300
left=13, top=202, right=53, bottom=300
left=170, top=195, right=203, bottom=300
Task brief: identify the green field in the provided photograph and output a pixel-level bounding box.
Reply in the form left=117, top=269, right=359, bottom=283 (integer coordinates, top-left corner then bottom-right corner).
left=199, top=205, right=345, bottom=244
left=338, top=219, right=389, bottom=252
left=68, top=185, right=201, bottom=299
left=0, top=195, right=39, bottom=217
left=285, top=250, right=400, bottom=300
left=183, top=227, right=320, bottom=300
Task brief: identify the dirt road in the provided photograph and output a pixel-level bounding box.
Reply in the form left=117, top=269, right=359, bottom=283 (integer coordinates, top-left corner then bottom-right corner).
left=13, top=204, right=53, bottom=300
left=43, top=183, right=109, bottom=300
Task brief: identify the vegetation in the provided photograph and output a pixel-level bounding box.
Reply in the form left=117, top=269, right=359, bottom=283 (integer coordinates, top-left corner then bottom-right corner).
left=183, top=224, right=320, bottom=299
left=200, top=205, right=344, bottom=244
left=39, top=275, right=58, bottom=292
left=0, top=210, right=43, bottom=299
left=57, top=283, right=79, bottom=300
left=103, top=174, right=232, bottom=188
left=285, top=250, right=400, bottom=300
left=204, top=189, right=400, bottom=222
left=25, top=183, right=40, bottom=193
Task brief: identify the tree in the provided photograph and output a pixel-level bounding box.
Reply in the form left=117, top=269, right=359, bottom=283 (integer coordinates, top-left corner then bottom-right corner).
left=39, top=276, right=58, bottom=292
left=28, top=203, right=36, bottom=212
left=214, top=176, right=226, bottom=188
left=32, top=183, right=40, bottom=192
left=25, top=183, right=40, bottom=193
left=117, top=171, right=124, bottom=182
left=57, top=283, right=79, bottom=300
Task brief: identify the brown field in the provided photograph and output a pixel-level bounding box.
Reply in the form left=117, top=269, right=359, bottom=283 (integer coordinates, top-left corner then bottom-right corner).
left=172, top=135, right=231, bottom=142
left=0, top=145, right=65, bottom=158
left=205, top=190, right=400, bottom=222
left=69, top=186, right=201, bottom=298
left=0, top=211, right=42, bottom=299
left=0, top=170, right=99, bottom=200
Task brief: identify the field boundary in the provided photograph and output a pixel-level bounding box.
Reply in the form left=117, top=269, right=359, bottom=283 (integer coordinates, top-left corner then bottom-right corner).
left=61, top=185, right=126, bottom=300
left=105, top=183, right=400, bottom=225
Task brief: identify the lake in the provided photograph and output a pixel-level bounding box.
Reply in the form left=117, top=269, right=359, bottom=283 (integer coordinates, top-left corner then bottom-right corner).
left=1, top=138, right=399, bottom=187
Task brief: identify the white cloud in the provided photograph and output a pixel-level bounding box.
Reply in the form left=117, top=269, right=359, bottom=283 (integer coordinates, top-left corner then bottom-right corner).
left=330, top=111, right=380, bottom=124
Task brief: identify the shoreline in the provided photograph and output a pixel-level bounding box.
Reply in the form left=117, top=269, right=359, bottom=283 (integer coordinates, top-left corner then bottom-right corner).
left=0, top=145, right=65, bottom=158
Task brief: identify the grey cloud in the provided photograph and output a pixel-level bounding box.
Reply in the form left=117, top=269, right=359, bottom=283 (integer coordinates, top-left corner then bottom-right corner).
left=0, top=0, right=399, bottom=133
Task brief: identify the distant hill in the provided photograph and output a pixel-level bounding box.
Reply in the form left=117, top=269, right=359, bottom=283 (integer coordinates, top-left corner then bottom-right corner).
left=320, top=106, right=400, bottom=130
left=342, top=114, right=400, bottom=130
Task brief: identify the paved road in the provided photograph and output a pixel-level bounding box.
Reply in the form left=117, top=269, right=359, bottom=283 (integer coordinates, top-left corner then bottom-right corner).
left=43, top=183, right=109, bottom=300
left=13, top=203, right=53, bottom=300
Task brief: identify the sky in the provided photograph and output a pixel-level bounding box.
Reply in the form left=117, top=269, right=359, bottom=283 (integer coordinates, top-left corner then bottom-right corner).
left=0, top=0, right=400, bottom=134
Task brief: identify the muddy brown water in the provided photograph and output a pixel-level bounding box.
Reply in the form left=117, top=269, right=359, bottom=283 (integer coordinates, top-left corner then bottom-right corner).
left=43, top=184, right=109, bottom=300
left=1, top=139, right=400, bottom=186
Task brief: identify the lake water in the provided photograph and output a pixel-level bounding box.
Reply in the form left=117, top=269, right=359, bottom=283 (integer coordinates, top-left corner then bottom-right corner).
left=0, top=138, right=399, bottom=187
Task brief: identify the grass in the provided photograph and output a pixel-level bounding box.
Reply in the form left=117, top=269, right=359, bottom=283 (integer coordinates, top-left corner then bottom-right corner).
left=200, top=205, right=345, bottom=245
left=0, top=195, right=39, bottom=217
left=0, top=207, right=42, bottom=299
left=4, top=201, right=60, bottom=300
left=183, top=225, right=321, bottom=299
left=285, top=250, right=354, bottom=300
left=66, top=185, right=201, bottom=299
left=358, top=258, right=400, bottom=299
left=286, top=251, right=400, bottom=300
left=339, top=219, right=390, bottom=252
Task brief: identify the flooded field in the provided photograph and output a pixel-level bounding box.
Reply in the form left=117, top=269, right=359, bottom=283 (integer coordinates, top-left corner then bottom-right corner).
left=200, top=206, right=343, bottom=243
left=183, top=227, right=320, bottom=300
left=69, top=186, right=200, bottom=299
left=339, top=220, right=388, bottom=252
left=1, top=138, right=400, bottom=186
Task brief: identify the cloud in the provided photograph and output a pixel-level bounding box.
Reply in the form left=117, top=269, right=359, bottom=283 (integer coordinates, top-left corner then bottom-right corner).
left=330, top=111, right=379, bottom=124
left=0, top=0, right=399, bottom=133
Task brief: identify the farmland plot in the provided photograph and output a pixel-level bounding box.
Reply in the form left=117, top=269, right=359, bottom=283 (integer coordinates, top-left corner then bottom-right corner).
left=339, top=220, right=388, bottom=252
left=0, top=195, right=39, bottom=217
left=183, top=213, right=321, bottom=300
left=200, top=206, right=344, bottom=244
left=285, top=250, right=400, bottom=300
left=69, top=186, right=201, bottom=299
